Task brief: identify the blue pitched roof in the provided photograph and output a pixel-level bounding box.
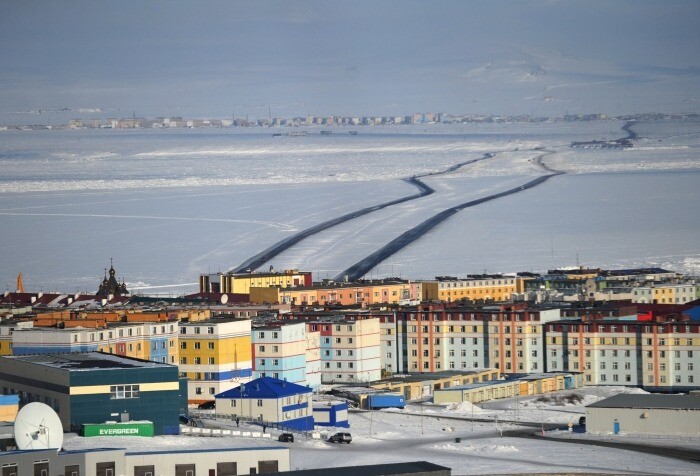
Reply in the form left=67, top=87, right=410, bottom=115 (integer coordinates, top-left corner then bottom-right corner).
left=215, top=376, right=312, bottom=399
left=686, top=305, right=700, bottom=320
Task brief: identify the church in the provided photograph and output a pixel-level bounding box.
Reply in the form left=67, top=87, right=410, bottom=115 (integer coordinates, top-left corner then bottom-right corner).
left=97, top=259, right=129, bottom=297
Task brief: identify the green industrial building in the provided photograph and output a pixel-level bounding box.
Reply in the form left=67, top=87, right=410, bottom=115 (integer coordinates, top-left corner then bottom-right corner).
left=0, top=352, right=186, bottom=435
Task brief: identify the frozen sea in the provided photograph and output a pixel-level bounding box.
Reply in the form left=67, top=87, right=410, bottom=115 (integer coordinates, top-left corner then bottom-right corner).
left=0, top=120, right=698, bottom=295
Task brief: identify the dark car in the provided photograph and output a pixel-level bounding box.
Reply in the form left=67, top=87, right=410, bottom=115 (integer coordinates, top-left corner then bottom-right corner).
left=198, top=401, right=215, bottom=410
left=578, top=416, right=586, bottom=426
left=328, top=432, right=352, bottom=444
left=278, top=433, right=294, bottom=443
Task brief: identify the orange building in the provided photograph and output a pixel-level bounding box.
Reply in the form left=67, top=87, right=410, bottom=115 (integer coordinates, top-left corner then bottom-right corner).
left=249, top=279, right=422, bottom=306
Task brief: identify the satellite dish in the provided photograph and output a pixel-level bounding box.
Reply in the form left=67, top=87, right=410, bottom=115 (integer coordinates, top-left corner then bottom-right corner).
left=14, top=402, right=64, bottom=450
left=220, top=294, right=229, bottom=304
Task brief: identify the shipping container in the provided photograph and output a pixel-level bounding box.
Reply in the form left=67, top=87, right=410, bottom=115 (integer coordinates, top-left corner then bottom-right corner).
left=367, top=394, right=405, bottom=409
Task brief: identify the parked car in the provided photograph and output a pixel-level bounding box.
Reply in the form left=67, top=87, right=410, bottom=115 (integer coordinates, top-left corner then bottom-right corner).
left=328, top=432, right=352, bottom=444
left=578, top=416, right=586, bottom=426
left=278, top=433, right=294, bottom=443
left=198, top=400, right=216, bottom=410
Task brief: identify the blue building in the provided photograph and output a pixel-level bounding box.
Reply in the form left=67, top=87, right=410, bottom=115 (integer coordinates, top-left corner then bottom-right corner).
left=312, top=400, right=349, bottom=428
left=215, top=377, right=314, bottom=431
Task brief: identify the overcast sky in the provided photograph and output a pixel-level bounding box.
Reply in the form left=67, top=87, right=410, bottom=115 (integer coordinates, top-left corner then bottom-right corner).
left=1, top=0, right=699, bottom=120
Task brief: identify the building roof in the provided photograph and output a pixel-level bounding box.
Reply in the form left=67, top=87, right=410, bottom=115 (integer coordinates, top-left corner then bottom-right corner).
left=274, top=461, right=450, bottom=476
left=377, top=370, right=492, bottom=386
left=216, top=376, right=312, bottom=399
left=2, top=352, right=174, bottom=371
left=587, top=394, right=700, bottom=410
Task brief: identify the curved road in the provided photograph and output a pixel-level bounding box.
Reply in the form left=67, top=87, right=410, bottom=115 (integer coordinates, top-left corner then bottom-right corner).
left=333, top=150, right=562, bottom=281
left=230, top=152, right=495, bottom=273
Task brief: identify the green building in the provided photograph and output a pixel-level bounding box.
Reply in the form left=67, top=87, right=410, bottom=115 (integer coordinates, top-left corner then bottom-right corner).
left=0, top=352, right=186, bottom=435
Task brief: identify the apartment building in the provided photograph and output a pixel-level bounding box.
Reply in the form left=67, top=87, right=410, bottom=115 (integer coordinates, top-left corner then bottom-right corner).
left=385, top=303, right=562, bottom=374
left=179, top=318, right=252, bottom=403
left=9, top=322, right=179, bottom=363
left=426, top=275, right=525, bottom=303
left=251, top=321, right=319, bottom=389
left=544, top=318, right=699, bottom=390
left=250, top=279, right=422, bottom=306
left=303, top=318, right=381, bottom=383
left=632, top=283, right=699, bottom=304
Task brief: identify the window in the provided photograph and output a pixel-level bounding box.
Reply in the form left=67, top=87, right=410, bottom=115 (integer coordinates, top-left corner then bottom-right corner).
left=209, top=357, right=215, bottom=364
left=110, top=384, right=139, bottom=399
left=194, top=357, right=201, bottom=365
left=194, top=342, right=201, bottom=350
left=208, top=342, right=214, bottom=350
left=180, top=357, right=187, bottom=364
left=257, top=399, right=263, bottom=407
left=180, top=342, right=187, bottom=349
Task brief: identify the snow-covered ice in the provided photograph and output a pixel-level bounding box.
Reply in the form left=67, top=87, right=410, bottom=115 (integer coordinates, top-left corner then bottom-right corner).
left=0, top=120, right=698, bottom=294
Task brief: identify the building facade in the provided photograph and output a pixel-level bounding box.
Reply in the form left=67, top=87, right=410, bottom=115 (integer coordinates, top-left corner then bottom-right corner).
left=0, top=353, right=184, bottom=435
left=215, top=376, right=314, bottom=431
left=544, top=319, right=700, bottom=390
left=251, top=322, right=311, bottom=388
left=179, top=318, right=253, bottom=404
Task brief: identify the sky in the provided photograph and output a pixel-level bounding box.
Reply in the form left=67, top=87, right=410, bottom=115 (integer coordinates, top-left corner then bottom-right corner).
left=1, top=0, right=700, bottom=121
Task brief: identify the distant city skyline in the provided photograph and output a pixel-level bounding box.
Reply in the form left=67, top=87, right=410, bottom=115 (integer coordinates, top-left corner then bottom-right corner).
left=2, top=0, right=700, bottom=124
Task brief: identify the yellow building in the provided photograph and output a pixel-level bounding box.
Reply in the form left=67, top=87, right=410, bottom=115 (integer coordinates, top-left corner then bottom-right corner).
left=0, top=321, right=33, bottom=356
left=433, top=275, right=524, bottom=302
left=199, top=269, right=312, bottom=295
left=179, top=317, right=252, bottom=403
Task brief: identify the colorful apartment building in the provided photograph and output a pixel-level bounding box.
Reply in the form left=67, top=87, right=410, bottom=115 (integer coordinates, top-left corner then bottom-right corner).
left=298, top=318, right=382, bottom=384
left=251, top=322, right=318, bottom=389
left=631, top=284, right=699, bottom=304
left=199, top=269, right=312, bottom=295
left=250, top=279, right=421, bottom=306
left=9, top=322, right=179, bottom=363
left=384, top=303, right=562, bottom=374
left=544, top=318, right=700, bottom=390
left=426, top=275, right=525, bottom=303
left=179, top=317, right=252, bottom=403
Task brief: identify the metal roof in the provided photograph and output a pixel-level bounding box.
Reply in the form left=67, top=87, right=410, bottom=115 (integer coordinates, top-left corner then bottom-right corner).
left=587, top=393, right=700, bottom=410
left=216, top=376, right=312, bottom=399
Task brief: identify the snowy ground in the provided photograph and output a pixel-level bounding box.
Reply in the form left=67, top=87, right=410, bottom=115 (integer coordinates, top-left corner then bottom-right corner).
left=61, top=386, right=700, bottom=475
left=1, top=120, right=698, bottom=294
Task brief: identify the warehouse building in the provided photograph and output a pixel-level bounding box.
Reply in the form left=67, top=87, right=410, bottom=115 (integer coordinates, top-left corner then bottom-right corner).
left=0, top=446, right=290, bottom=475
left=586, top=393, right=700, bottom=435
left=0, top=352, right=186, bottom=435
left=433, top=373, right=580, bottom=405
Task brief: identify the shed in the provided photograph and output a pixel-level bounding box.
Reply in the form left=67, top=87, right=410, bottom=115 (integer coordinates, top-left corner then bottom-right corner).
left=312, top=400, right=349, bottom=428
